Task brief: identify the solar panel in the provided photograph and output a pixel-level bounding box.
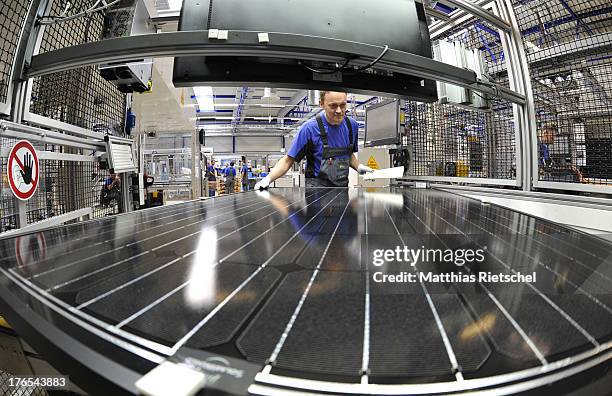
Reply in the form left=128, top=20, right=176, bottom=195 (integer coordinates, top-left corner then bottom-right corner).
left=0, top=187, right=610, bottom=395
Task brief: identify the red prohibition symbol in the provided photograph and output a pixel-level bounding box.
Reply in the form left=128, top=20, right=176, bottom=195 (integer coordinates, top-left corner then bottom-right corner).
left=7, top=140, right=39, bottom=201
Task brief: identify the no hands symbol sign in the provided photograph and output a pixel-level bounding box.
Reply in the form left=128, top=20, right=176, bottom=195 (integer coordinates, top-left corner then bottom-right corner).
left=7, top=140, right=39, bottom=201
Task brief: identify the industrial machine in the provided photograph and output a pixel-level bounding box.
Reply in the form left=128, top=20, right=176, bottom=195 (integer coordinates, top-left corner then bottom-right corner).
left=173, top=0, right=438, bottom=101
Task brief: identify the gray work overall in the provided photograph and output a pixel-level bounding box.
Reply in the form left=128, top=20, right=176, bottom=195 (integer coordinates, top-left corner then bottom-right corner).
left=305, top=115, right=354, bottom=188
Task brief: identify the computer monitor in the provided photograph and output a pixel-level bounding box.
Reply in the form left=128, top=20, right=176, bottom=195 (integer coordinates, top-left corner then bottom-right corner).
left=364, top=99, right=400, bottom=147
left=173, top=0, right=437, bottom=101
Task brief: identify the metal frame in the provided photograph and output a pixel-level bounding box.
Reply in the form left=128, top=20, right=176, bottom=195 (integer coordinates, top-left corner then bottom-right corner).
left=526, top=38, right=612, bottom=195
left=25, top=31, right=525, bottom=105
left=433, top=184, right=612, bottom=209
left=0, top=1, right=38, bottom=117
left=0, top=208, right=93, bottom=238
left=403, top=175, right=519, bottom=186
left=251, top=345, right=612, bottom=395
left=404, top=0, right=527, bottom=188
left=429, top=0, right=497, bottom=40
left=496, top=0, right=538, bottom=191
left=38, top=151, right=97, bottom=162
left=441, top=0, right=512, bottom=32
left=19, top=0, right=127, bottom=141
left=0, top=121, right=105, bottom=150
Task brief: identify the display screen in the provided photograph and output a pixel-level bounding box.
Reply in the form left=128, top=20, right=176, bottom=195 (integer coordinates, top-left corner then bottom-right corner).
left=364, top=99, right=400, bottom=147
left=173, top=0, right=438, bottom=102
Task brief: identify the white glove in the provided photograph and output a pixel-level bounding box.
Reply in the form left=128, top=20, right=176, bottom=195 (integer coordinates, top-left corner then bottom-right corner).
left=254, top=175, right=271, bottom=190
left=357, top=164, right=374, bottom=175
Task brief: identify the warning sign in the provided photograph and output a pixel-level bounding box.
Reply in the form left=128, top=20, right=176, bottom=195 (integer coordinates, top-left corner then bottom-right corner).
left=7, top=140, right=39, bottom=201
left=367, top=155, right=380, bottom=170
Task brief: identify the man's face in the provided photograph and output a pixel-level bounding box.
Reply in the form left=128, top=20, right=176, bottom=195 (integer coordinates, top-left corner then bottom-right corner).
left=540, top=129, right=555, bottom=144
left=321, top=92, right=348, bottom=125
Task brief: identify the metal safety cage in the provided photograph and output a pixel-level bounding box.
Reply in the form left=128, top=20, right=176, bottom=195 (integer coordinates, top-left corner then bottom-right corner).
left=0, top=0, right=34, bottom=116
left=20, top=6, right=528, bottom=186
left=20, top=0, right=127, bottom=139
left=510, top=0, right=612, bottom=194
left=405, top=0, right=527, bottom=188
left=0, top=121, right=113, bottom=236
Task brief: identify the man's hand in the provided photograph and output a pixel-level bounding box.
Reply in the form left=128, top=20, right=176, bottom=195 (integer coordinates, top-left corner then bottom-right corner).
left=254, top=175, right=271, bottom=190
left=357, top=164, right=374, bottom=175
left=19, top=153, right=34, bottom=184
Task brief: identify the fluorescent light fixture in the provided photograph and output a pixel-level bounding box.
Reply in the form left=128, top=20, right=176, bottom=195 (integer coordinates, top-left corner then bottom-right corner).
left=212, top=103, right=287, bottom=108
left=168, top=0, right=182, bottom=11
left=193, top=86, right=215, bottom=112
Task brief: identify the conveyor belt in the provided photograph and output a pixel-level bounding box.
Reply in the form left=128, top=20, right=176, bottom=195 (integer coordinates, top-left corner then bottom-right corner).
left=0, top=187, right=611, bottom=395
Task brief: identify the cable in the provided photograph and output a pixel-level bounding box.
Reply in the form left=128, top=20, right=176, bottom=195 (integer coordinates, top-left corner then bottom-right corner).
left=348, top=45, right=390, bottom=73
left=38, top=0, right=119, bottom=25
left=302, top=45, right=389, bottom=75
left=301, top=57, right=353, bottom=74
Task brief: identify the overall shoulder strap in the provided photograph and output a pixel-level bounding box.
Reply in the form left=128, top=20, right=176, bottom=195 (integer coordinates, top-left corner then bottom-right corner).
left=316, top=114, right=329, bottom=147
left=344, top=117, right=353, bottom=146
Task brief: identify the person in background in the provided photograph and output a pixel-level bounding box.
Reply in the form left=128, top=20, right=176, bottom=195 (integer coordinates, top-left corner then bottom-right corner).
left=100, top=168, right=121, bottom=207
left=255, top=91, right=373, bottom=189
left=241, top=156, right=249, bottom=191
left=226, top=161, right=237, bottom=194
left=538, top=123, right=555, bottom=169
left=206, top=159, right=218, bottom=197
left=537, top=123, right=583, bottom=182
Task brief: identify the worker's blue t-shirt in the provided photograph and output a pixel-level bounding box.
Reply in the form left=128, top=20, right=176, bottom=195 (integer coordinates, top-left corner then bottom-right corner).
left=241, top=165, right=248, bottom=177
left=226, top=168, right=236, bottom=177
left=539, top=143, right=550, bottom=166
left=287, top=116, right=359, bottom=177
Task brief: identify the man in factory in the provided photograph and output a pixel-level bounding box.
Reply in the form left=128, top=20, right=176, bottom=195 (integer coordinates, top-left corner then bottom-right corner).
left=538, top=123, right=555, bottom=169
left=240, top=157, right=250, bottom=191
left=206, top=159, right=218, bottom=197
left=254, top=91, right=373, bottom=189
left=537, top=123, right=583, bottom=183
left=100, top=169, right=121, bottom=208
left=226, top=161, right=237, bottom=194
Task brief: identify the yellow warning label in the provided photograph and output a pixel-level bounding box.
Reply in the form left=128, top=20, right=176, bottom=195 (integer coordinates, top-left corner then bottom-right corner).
left=141, top=80, right=153, bottom=94
left=0, top=315, right=11, bottom=329
left=367, top=155, right=380, bottom=170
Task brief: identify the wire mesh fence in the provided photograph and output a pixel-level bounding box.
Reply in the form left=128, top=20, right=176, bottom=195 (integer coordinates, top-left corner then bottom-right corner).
left=410, top=11, right=517, bottom=181
left=1, top=136, right=19, bottom=232
left=0, top=0, right=32, bottom=107
left=0, top=0, right=31, bottom=106
left=24, top=154, right=116, bottom=225
left=28, top=0, right=126, bottom=134
left=1, top=136, right=115, bottom=233
left=407, top=99, right=516, bottom=180
left=513, top=0, right=612, bottom=185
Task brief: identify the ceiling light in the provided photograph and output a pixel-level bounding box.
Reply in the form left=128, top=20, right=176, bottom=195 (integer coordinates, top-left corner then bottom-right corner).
left=193, top=86, right=215, bottom=112
left=262, top=87, right=280, bottom=100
